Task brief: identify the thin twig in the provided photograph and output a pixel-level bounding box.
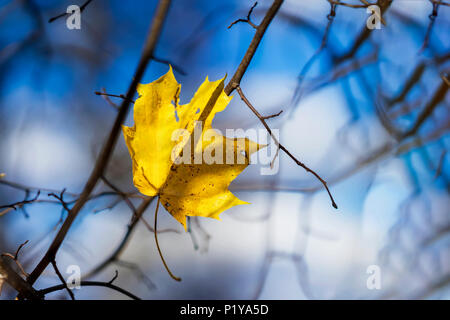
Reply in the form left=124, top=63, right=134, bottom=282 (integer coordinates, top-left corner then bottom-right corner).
left=401, top=75, right=449, bottom=139
left=100, top=177, right=178, bottom=233
left=95, top=91, right=135, bottom=104
left=335, top=0, right=392, bottom=63
left=101, top=175, right=137, bottom=217
left=51, top=260, right=75, bottom=300
left=1, top=240, right=30, bottom=278
left=82, top=197, right=154, bottom=279
left=288, top=0, right=339, bottom=113
left=114, top=260, right=156, bottom=290
left=0, top=191, right=40, bottom=214
left=328, top=0, right=368, bottom=8
left=98, top=88, right=119, bottom=110
left=235, top=85, right=338, bottom=209
left=151, top=55, right=187, bottom=75
left=434, top=150, right=446, bottom=179
left=108, top=270, right=119, bottom=284
left=154, top=197, right=181, bottom=281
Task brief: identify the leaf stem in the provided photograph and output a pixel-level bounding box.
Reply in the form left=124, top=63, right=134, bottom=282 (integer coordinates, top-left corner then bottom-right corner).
left=154, top=197, right=181, bottom=282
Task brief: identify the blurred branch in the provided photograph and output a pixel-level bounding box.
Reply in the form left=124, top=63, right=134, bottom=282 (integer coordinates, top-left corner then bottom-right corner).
left=50, top=260, right=75, bottom=300
left=0, top=31, right=41, bottom=66
left=410, top=274, right=450, bottom=299
left=0, top=178, right=143, bottom=217
left=237, top=114, right=448, bottom=199
left=288, top=0, right=340, bottom=111
left=38, top=275, right=141, bottom=300
left=382, top=53, right=450, bottom=106
left=95, top=91, right=135, bottom=104
left=151, top=56, right=187, bottom=75
left=0, top=179, right=78, bottom=197
left=1, top=240, right=30, bottom=279
left=0, top=191, right=40, bottom=218
left=303, top=51, right=378, bottom=99
left=224, top=0, right=338, bottom=207
left=114, top=260, right=156, bottom=290
left=101, top=175, right=137, bottom=217
left=434, top=150, right=446, bottom=179
left=401, top=75, right=449, bottom=139
left=419, top=0, right=443, bottom=53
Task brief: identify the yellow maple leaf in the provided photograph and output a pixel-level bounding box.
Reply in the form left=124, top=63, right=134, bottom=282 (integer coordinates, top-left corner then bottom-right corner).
left=123, top=67, right=264, bottom=230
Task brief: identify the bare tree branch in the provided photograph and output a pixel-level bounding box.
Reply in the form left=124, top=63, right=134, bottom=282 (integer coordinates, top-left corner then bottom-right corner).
left=24, top=0, right=173, bottom=292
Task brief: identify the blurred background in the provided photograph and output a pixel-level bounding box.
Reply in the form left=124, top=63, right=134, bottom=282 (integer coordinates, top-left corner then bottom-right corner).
left=0, top=0, right=449, bottom=299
